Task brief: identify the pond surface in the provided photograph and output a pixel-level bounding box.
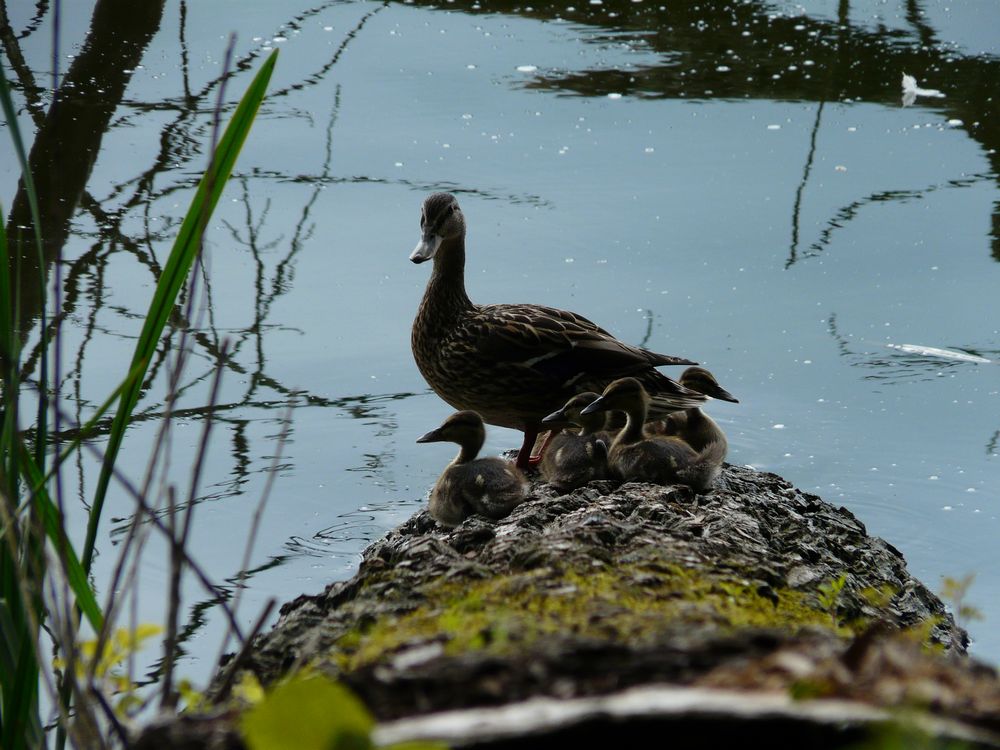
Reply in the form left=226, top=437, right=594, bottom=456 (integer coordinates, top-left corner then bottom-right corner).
left=2, top=0, right=999, bottom=690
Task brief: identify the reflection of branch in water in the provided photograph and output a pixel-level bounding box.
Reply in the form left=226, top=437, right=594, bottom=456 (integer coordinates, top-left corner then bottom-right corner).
left=46, top=387, right=419, bottom=445
left=795, top=172, right=993, bottom=265
left=99, top=0, right=377, bottom=216
left=787, top=100, right=825, bottom=269
left=904, top=0, right=938, bottom=49
left=10, top=15, right=397, bottom=503
left=987, top=430, right=998, bottom=457
left=95, top=388, right=418, bottom=538
left=826, top=313, right=852, bottom=358
left=0, top=0, right=47, bottom=121
left=268, top=2, right=388, bottom=100
left=220, top=86, right=344, bottom=403
left=179, top=0, right=192, bottom=102
left=135, top=549, right=288, bottom=690
left=638, top=309, right=653, bottom=349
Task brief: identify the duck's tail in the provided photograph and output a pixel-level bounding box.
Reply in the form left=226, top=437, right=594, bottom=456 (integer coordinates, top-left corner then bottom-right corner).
left=675, top=439, right=726, bottom=492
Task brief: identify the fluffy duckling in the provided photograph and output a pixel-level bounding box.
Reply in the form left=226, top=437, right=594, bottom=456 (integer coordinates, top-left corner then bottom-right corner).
left=417, top=410, right=529, bottom=527
left=410, top=192, right=704, bottom=471
left=538, top=392, right=610, bottom=493
left=658, top=367, right=738, bottom=454
left=581, top=378, right=724, bottom=492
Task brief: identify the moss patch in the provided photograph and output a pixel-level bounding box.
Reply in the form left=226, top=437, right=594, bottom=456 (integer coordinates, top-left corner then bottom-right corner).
left=332, top=561, right=855, bottom=672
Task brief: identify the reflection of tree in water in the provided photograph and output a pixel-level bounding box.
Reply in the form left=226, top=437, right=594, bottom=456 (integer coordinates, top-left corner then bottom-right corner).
left=411, top=0, right=1000, bottom=263
left=1, top=0, right=410, bottom=675
left=2, top=1, right=401, bottom=496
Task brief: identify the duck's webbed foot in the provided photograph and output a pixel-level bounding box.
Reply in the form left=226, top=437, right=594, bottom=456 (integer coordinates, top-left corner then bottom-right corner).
left=514, top=426, right=540, bottom=471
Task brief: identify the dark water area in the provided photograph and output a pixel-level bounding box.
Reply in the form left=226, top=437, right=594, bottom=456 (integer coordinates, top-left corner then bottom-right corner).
left=2, top=0, right=999, bottom=690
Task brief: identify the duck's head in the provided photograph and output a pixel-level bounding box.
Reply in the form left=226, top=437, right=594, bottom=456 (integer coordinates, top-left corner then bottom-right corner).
left=679, top=367, right=739, bottom=403
left=416, top=409, right=486, bottom=447
left=410, top=192, right=466, bottom=264
left=580, top=377, right=649, bottom=417
left=542, top=392, right=604, bottom=430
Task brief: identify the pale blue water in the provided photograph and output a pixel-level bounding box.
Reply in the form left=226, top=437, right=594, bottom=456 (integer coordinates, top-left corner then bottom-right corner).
left=2, top=0, right=998, bottom=693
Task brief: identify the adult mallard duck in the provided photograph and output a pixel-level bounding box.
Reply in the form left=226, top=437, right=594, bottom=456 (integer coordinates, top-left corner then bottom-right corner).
left=657, top=367, right=738, bottom=454
left=410, top=192, right=703, bottom=470
left=581, top=377, right=724, bottom=492
left=417, top=410, right=529, bottom=527
left=538, top=392, right=611, bottom=493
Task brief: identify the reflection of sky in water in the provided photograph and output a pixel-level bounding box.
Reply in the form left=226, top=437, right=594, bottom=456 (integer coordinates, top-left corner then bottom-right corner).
left=2, top=0, right=999, bottom=686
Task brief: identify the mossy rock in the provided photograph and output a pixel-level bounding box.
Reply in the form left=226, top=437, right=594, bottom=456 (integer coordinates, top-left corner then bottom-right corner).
left=212, top=466, right=970, bottom=724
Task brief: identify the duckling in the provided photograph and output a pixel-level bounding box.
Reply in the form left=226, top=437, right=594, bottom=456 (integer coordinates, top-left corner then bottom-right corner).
left=658, top=367, right=738, bottom=454
left=416, top=410, right=529, bottom=527
left=580, top=377, right=724, bottom=492
left=538, top=392, right=611, bottom=493
left=410, top=192, right=704, bottom=471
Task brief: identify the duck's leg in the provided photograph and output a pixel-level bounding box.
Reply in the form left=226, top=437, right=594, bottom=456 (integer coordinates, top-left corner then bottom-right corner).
left=528, top=429, right=558, bottom=465
left=514, top=426, right=539, bottom=471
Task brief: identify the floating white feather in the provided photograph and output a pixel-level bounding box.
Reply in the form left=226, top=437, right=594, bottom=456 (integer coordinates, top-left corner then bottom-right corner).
left=886, top=343, right=990, bottom=364
left=901, top=73, right=945, bottom=106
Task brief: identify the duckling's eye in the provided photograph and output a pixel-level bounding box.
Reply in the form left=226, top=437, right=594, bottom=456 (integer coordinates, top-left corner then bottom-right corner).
left=420, top=213, right=426, bottom=228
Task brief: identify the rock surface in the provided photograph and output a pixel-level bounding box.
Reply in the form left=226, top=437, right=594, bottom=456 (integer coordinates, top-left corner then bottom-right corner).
left=145, top=465, right=1000, bottom=747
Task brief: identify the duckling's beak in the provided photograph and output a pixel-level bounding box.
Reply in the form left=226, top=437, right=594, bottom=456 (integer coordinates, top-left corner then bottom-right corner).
left=579, top=396, right=608, bottom=417
left=410, top=233, right=443, bottom=264
left=416, top=427, right=445, bottom=443
left=707, top=385, right=739, bottom=403
left=541, top=408, right=567, bottom=424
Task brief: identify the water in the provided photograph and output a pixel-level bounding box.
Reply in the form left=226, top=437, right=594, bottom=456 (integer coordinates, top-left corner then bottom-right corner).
left=2, top=0, right=998, bottom=693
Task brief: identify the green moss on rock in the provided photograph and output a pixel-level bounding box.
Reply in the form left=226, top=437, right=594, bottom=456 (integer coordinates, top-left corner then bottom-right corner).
left=334, top=561, right=855, bottom=672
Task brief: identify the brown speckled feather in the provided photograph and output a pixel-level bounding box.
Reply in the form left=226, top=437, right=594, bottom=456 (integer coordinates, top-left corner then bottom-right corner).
left=410, top=192, right=704, bottom=453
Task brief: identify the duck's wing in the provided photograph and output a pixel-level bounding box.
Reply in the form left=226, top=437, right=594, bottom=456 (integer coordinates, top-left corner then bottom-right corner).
left=471, top=303, right=695, bottom=386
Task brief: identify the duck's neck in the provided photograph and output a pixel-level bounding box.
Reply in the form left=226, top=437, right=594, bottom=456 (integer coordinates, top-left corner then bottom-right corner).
left=578, top=414, right=605, bottom=437
left=619, top=401, right=648, bottom=444
left=421, top=237, right=473, bottom=320
left=452, top=436, right=483, bottom=465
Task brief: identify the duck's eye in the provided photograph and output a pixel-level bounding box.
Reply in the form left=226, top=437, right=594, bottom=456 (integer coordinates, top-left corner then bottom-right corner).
left=420, top=214, right=426, bottom=228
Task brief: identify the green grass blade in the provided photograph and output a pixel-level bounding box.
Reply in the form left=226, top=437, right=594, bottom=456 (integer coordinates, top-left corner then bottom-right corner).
left=0, top=599, right=18, bottom=691
left=8, top=639, right=40, bottom=750
left=82, top=50, right=278, bottom=575
left=17, top=444, right=103, bottom=633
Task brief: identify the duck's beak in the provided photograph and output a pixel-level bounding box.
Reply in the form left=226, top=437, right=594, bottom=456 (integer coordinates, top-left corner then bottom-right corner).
left=541, top=408, right=567, bottom=424
left=416, top=427, right=445, bottom=443
left=410, top=233, right=442, bottom=264
left=707, top=385, right=739, bottom=403
left=579, top=396, right=607, bottom=417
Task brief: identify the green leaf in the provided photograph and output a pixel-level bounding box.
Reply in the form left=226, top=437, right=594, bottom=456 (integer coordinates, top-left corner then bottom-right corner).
left=241, top=673, right=374, bottom=750
left=82, top=49, right=279, bottom=575
left=17, top=444, right=103, bottom=632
